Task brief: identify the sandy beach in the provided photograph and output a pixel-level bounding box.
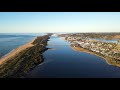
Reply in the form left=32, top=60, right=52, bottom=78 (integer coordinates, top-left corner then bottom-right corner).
left=0, top=38, right=36, bottom=65
left=0, top=34, right=51, bottom=78
left=70, top=46, right=107, bottom=61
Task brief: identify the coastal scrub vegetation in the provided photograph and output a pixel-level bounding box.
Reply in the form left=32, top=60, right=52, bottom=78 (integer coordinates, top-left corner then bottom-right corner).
left=0, top=34, right=51, bottom=78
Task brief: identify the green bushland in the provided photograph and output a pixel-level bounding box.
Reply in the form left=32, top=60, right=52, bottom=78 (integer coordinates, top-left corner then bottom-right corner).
left=0, top=34, right=51, bottom=78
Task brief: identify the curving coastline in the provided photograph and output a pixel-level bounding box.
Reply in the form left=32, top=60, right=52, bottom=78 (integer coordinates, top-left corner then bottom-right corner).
left=0, top=38, right=36, bottom=65
left=70, top=45, right=120, bottom=68
left=70, top=45, right=106, bottom=60
left=0, top=34, right=51, bottom=78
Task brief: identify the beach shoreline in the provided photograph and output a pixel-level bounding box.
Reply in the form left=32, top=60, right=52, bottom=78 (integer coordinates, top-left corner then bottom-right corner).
left=0, top=38, right=36, bottom=65
left=0, top=34, right=51, bottom=78
left=70, top=45, right=107, bottom=61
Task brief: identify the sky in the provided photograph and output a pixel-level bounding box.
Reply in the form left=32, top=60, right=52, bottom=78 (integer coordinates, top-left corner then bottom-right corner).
left=0, top=12, right=120, bottom=33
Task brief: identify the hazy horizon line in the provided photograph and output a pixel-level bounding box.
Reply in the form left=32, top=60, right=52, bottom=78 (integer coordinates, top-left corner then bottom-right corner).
left=0, top=32, right=120, bottom=34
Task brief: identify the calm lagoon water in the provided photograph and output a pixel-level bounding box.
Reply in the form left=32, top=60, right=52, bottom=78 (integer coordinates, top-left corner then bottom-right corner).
left=1, top=34, right=120, bottom=78
left=27, top=36, right=120, bottom=78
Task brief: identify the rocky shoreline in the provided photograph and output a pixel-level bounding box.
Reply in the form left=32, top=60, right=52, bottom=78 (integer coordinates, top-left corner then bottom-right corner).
left=0, top=34, right=51, bottom=78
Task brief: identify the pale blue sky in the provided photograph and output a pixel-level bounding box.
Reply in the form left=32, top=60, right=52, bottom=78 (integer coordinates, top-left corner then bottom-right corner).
left=0, top=12, right=120, bottom=33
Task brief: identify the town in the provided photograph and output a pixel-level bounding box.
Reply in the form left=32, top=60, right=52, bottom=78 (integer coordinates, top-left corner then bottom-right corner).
left=59, top=33, right=120, bottom=61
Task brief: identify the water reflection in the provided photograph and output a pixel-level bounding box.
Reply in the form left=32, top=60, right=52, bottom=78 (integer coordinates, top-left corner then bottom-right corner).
left=69, top=42, right=120, bottom=68
left=27, top=36, right=120, bottom=78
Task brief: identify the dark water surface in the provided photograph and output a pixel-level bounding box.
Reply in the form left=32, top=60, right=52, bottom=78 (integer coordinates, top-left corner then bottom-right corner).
left=27, top=36, right=120, bottom=78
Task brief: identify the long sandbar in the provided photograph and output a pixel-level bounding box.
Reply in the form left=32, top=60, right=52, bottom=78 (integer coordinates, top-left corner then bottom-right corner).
left=0, top=38, right=36, bottom=65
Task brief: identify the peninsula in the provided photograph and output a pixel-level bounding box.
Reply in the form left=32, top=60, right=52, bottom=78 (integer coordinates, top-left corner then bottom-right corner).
left=0, top=34, right=52, bottom=78
left=59, top=33, right=120, bottom=67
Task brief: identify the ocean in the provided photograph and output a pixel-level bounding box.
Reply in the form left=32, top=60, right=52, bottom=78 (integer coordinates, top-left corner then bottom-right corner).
left=0, top=33, right=46, bottom=58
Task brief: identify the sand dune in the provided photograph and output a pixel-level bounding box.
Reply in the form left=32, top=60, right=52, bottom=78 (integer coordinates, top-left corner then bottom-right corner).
left=0, top=38, right=36, bottom=65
